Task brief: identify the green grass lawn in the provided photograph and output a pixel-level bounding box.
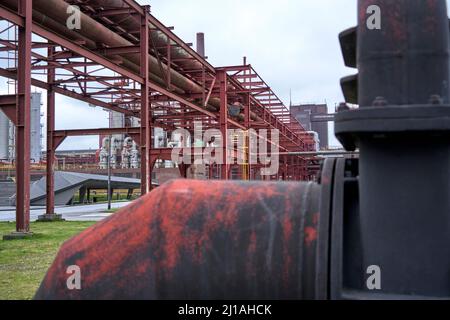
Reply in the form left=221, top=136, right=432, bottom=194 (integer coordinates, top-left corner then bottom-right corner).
left=0, top=221, right=95, bottom=300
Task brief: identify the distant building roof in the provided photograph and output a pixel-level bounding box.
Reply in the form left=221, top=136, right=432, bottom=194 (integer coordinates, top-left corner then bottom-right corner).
left=11, top=171, right=154, bottom=206
left=54, top=149, right=98, bottom=154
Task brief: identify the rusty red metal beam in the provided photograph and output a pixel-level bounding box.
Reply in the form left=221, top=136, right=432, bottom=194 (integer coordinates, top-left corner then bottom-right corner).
left=53, top=127, right=141, bottom=137
left=46, top=45, right=56, bottom=217
left=0, top=67, right=136, bottom=116
left=15, top=0, right=32, bottom=234
left=32, top=25, right=143, bottom=83
left=140, top=8, right=151, bottom=194
left=0, top=94, right=17, bottom=124
left=218, top=70, right=229, bottom=179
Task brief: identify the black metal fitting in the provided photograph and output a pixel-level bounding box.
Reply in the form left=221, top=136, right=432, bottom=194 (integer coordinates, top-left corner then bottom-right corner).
left=335, top=0, right=450, bottom=299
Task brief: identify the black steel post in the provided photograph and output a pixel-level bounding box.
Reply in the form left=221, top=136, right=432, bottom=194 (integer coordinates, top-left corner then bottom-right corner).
left=336, top=0, right=450, bottom=298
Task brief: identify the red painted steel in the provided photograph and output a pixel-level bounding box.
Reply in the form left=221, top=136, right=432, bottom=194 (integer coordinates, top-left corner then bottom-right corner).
left=218, top=70, right=229, bottom=179
left=140, top=8, right=151, bottom=195
left=14, top=0, right=32, bottom=232
left=46, top=45, right=56, bottom=216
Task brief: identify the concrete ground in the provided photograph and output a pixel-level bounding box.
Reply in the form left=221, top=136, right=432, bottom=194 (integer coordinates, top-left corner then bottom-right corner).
left=0, top=202, right=131, bottom=222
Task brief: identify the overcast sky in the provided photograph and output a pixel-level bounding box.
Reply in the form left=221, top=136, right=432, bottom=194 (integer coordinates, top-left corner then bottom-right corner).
left=148, top=0, right=359, bottom=147
left=0, top=0, right=363, bottom=150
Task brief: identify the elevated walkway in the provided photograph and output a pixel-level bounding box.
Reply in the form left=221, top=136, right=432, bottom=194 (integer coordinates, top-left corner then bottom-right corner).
left=10, top=171, right=144, bottom=206
left=0, top=181, right=16, bottom=206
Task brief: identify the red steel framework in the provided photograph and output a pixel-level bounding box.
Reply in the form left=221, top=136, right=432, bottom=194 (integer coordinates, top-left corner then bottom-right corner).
left=0, top=0, right=317, bottom=233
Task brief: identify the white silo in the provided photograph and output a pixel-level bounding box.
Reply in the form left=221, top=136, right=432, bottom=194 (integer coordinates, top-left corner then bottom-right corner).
left=6, top=92, right=43, bottom=163
left=0, top=110, right=9, bottom=161
left=110, top=110, right=125, bottom=129
left=8, top=123, right=14, bottom=161
left=30, top=92, right=43, bottom=163
left=99, top=113, right=144, bottom=168
left=109, top=110, right=125, bottom=151
left=129, top=116, right=140, bottom=128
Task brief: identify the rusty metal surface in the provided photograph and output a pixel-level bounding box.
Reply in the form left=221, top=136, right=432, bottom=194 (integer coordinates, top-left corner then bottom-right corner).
left=34, top=180, right=321, bottom=300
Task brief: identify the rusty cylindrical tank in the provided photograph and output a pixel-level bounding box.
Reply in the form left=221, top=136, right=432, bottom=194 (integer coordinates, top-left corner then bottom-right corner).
left=34, top=177, right=332, bottom=300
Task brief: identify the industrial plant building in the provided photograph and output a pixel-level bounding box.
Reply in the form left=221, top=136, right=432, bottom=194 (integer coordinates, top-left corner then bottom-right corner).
left=290, top=103, right=329, bottom=150
left=0, top=92, right=43, bottom=163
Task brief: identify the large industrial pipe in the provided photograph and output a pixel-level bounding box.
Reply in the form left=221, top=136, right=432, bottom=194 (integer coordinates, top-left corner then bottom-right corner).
left=81, top=0, right=209, bottom=73
left=73, top=0, right=262, bottom=122
left=34, top=180, right=324, bottom=300
left=1, top=0, right=195, bottom=92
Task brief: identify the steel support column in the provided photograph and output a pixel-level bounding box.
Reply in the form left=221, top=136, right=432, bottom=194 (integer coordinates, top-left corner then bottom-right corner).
left=245, top=93, right=251, bottom=181
left=282, top=155, right=288, bottom=180
left=45, top=45, right=55, bottom=216
left=218, top=70, right=229, bottom=180
left=14, top=0, right=32, bottom=234
left=140, top=7, right=151, bottom=195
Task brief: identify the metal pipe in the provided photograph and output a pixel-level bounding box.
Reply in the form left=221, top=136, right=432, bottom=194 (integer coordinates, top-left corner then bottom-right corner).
left=80, top=0, right=209, bottom=73
left=1, top=0, right=181, bottom=90
left=2, top=0, right=260, bottom=124
left=34, top=180, right=323, bottom=300
left=0, top=0, right=231, bottom=116
left=280, top=150, right=359, bottom=157
left=1, top=0, right=266, bottom=124
left=84, top=2, right=259, bottom=120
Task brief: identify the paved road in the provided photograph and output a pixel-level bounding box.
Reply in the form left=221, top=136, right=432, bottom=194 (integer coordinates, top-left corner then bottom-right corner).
left=0, top=202, right=132, bottom=222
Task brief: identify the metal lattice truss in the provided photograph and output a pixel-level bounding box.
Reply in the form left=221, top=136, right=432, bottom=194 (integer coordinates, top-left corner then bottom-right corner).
left=0, top=0, right=318, bottom=232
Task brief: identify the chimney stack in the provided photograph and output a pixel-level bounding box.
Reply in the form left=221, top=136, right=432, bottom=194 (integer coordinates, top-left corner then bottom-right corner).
left=196, top=32, right=205, bottom=58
